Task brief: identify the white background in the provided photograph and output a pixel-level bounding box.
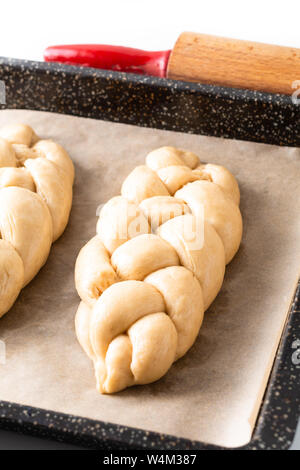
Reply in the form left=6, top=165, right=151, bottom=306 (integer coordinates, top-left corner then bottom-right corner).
left=0, top=0, right=299, bottom=450
left=0, top=0, right=300, bottom=61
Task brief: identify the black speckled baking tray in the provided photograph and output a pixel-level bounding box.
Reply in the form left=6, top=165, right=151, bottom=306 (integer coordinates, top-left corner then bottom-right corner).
left=0, top=57, right=299, bottom=450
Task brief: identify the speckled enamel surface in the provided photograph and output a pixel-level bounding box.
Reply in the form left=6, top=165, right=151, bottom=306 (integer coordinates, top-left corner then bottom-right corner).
left=0, top=58, right=298, bottom=450
left=0, top=57, right=299, bottom=147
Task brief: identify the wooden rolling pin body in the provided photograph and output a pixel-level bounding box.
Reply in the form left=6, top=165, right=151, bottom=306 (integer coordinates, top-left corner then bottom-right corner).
left=167, top=32, right=300, bottom=95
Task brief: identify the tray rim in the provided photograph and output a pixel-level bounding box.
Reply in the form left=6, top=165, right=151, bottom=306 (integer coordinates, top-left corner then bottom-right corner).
left=0, top=56, right=299, bottom=147
left=0, top=57, right=299, bottom=450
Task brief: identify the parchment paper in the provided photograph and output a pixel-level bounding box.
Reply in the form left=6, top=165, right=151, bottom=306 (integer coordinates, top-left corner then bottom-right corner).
left=0, top=109, right=299, bottom=448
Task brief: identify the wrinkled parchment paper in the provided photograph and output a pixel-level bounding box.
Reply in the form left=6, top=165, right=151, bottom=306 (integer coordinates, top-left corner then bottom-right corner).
left=0, top=109, right=299, bottom=448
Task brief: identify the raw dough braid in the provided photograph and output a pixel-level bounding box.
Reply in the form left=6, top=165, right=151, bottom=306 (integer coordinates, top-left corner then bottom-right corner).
left=75, top=146, right=242, bottom=394
left=0, top=123, right=74, bottom=318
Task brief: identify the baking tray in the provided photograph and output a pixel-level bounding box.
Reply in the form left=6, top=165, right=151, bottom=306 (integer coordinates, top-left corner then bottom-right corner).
left=0, top=57, right=299, bottom=450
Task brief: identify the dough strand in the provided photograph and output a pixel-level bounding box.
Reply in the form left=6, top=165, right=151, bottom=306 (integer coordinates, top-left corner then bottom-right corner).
left=75, top=146, right=242, bottom=393
left=0, top=123, right=74, bottom=318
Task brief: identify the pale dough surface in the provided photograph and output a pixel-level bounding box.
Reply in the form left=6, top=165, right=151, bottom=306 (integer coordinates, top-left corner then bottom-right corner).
left=75, top=147, right=242, bottom=393
left=0, top=110, right=299, bottom=448
left=0, top=123, right=74, bottom=318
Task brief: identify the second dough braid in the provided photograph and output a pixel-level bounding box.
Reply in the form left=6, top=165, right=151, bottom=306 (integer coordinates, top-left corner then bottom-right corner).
left=75, top=146, right=242, bottom=394
left=0, top=123, right=74, bottom=318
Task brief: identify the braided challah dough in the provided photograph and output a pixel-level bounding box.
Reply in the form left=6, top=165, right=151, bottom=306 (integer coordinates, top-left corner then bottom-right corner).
left=75, top=146, right=242, bottom=394
left=0, top=123, right=74, bottom=318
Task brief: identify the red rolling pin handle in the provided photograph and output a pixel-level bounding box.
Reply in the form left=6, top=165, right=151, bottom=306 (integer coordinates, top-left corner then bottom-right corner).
left=44, top=44, right=171, bottom=78
left=45, top=33, right=300, bottom=95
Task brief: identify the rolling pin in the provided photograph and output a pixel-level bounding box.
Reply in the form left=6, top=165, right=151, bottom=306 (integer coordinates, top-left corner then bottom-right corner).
left=44, top=32, right=300, bottom=95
